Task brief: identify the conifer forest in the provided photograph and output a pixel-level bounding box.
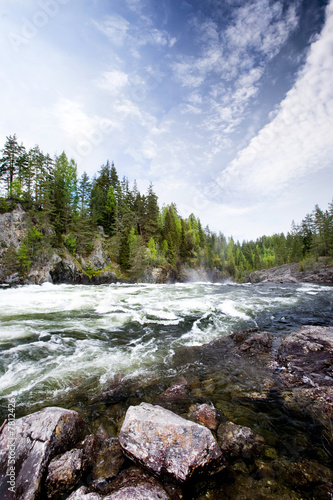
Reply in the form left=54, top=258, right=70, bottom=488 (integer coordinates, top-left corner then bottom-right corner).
left=1, top=134, right=332, bottom=281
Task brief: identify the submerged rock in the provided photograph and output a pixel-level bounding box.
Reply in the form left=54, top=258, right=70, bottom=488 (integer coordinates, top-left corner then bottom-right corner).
left=0, top=407, right=85, bottom=500
left=217, top=422, right=265, bottom=460
left=188, top=404, right=219, bottom=431
left=157, top=377, right=190, bottom=406
left=119, top=403, right=224, bottom=483
left=91, top=438, right=125, bottom=484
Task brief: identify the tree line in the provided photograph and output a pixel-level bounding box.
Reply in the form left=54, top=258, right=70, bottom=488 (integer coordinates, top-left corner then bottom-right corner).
left=1, top=134, right=332, bottom=280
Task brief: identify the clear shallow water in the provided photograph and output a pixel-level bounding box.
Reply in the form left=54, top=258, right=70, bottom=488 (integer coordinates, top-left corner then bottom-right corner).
left=0, top=281, right=332, bottom=419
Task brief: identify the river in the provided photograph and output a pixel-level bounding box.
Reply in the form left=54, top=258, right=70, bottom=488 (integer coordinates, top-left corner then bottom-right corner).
left=0, top=282, right=332, bottom=497
left=0, top=281, right=332, bottom=418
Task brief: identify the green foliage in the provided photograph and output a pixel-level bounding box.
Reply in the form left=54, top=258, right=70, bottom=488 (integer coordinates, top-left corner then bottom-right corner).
left=0, top=198, right=10, bottom=213
left=17, top=243, right=32, bottom=274
left=147, top=237, right=157, bottom=263
left=64, top=233, right=77, bottom=255
left=1, top=135, right=333, bottom=283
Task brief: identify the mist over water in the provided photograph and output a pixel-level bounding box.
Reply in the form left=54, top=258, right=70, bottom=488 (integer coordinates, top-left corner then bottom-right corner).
left=0, top=281, right=332, bottom=420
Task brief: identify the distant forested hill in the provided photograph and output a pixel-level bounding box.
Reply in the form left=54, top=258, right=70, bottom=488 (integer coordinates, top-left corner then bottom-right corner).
left=1, top=134, right=332, bottom=282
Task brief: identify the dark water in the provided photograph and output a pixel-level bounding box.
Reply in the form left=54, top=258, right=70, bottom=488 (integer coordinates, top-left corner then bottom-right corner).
left=0, top=282, right=332, bottom=498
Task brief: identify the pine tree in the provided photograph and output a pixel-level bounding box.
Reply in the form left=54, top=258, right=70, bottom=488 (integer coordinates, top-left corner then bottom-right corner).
left=0, top=134, right=26, bottom=198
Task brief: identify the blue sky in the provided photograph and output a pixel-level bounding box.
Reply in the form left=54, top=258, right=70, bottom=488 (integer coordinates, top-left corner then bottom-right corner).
left=0, top=0, right=332, bottom=240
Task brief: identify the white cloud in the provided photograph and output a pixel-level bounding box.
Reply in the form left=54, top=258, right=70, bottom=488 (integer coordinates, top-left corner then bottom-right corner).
left=94, top=14, right=130, bottom=46
left=96, top=70, right=129, bottom=93
left=217, top=1, right=333, bottom=202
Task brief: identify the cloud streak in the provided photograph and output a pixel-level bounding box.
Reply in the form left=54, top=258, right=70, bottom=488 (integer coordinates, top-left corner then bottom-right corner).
left=217, top=1, right=333, bottom=204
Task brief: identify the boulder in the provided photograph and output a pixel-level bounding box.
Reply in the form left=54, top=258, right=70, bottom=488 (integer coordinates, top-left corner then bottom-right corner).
left=68, top=468, right=173, bottom=500
left=157, top=377, right=190, bottom=406
left=100, top=467, right=172, bottom=500
left=277, top=325, right=333, bottom=442
left=188, top=403, right=219, bottom=431
left=45, top=448, right=83, bottom=499
left=217, top=422, right=265, bottom=460
left=277, top=326, right=333, bottom=386
left=67, top=487, right=102, bottom=499
left=0, top=407, right=85, bottom=500
left=91, top=438, right=125, bottom=484
left=118, top=403, right=223, bottom=483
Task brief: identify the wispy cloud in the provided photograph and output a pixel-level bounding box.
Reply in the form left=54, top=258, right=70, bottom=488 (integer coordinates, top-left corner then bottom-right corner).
left=217, top=1, right=333, bottom=203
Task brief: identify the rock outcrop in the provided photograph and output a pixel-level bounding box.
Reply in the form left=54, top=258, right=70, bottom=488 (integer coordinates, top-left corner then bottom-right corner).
left=249, top=260, right=333, bottom=284
left=118, top=402, right=224, bottom=483
left=0, top=206, right=120, bottom=285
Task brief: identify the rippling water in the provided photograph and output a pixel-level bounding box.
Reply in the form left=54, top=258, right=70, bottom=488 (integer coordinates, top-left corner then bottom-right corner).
left=0, top=281, right=332, bottom=420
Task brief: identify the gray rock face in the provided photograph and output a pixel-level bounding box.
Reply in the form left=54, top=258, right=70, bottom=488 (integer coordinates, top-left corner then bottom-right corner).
left=0, top=205, right=26, bottom=252
left=0, top=407, right=85, bottom=500
left=119, top=403, right=223, bottom=483
left=249, top=261, right=333, bottom=284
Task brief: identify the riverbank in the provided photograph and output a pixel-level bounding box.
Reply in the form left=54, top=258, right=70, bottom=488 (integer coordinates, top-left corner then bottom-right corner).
left=1, top=325, right=332, bottom=499
left=249, top=258, right=333, bottom=285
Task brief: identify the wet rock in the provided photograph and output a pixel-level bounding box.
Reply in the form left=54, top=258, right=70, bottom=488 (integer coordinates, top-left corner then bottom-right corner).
left=67, top=486, right=102, bottom=499
left=119, top=403, right=224, bottom=483
left=157, top=377, right=190, bottom=406
left=99, top=374, right=131, bottom=405
left=188, top=404, right=219, bottom=431
left=217, top=422, right=265, bottom=460
left=101, top=467, right=172, bottom=499
left=237, top=331, right=273, bottom=354
left=45, top=448, right=83, bottom=499
left=0, top=407, right=85, bottom=500
left=277, top=459, right=333, bottom=500
left=91, top=438, right=125, bottom=483
left=81, top=434, right=98, bottom=471
left=277, top=326, right=333, bottom=386
left=277, top=326, right=333, bottom=438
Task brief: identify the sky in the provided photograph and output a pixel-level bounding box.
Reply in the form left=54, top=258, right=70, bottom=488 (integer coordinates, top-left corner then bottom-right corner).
left=0, top=0, right=332, bottom=241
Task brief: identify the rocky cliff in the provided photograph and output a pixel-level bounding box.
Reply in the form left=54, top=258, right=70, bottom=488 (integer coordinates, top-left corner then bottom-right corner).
left=0, top=206, right=120, bottom=286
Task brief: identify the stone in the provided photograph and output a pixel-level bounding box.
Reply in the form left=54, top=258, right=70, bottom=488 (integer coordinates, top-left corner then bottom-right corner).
left=0, top=407, right=85, bottom=500
left=238, top=331, right=273, bottom=353
left=188, top=404, right=219, bottom=431
left=217, top=421, right=265, bottom=460
left=67, top=486, right=102, bottom=499
left=277, top=326, right=333, bottom=437
left=157, top=377, right=190, bottom=406
left=91, top=438, right=125, bottom=482
left=119, top=403, right=223, bottom=483
left=101, top=467, right=171, bottom=500
left=45, top=448, right=83, bottom=499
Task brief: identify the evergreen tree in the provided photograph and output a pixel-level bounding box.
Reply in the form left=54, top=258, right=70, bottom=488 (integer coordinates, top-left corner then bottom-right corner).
left=0, top=134, right=26, bottom=198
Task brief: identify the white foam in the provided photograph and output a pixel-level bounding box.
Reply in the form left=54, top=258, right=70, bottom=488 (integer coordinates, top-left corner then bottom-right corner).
left=219, top=300, right=250, bottom=320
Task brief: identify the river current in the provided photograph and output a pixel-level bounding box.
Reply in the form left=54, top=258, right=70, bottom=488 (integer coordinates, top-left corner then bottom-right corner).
left=0, top=281, right=332, bottom=420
